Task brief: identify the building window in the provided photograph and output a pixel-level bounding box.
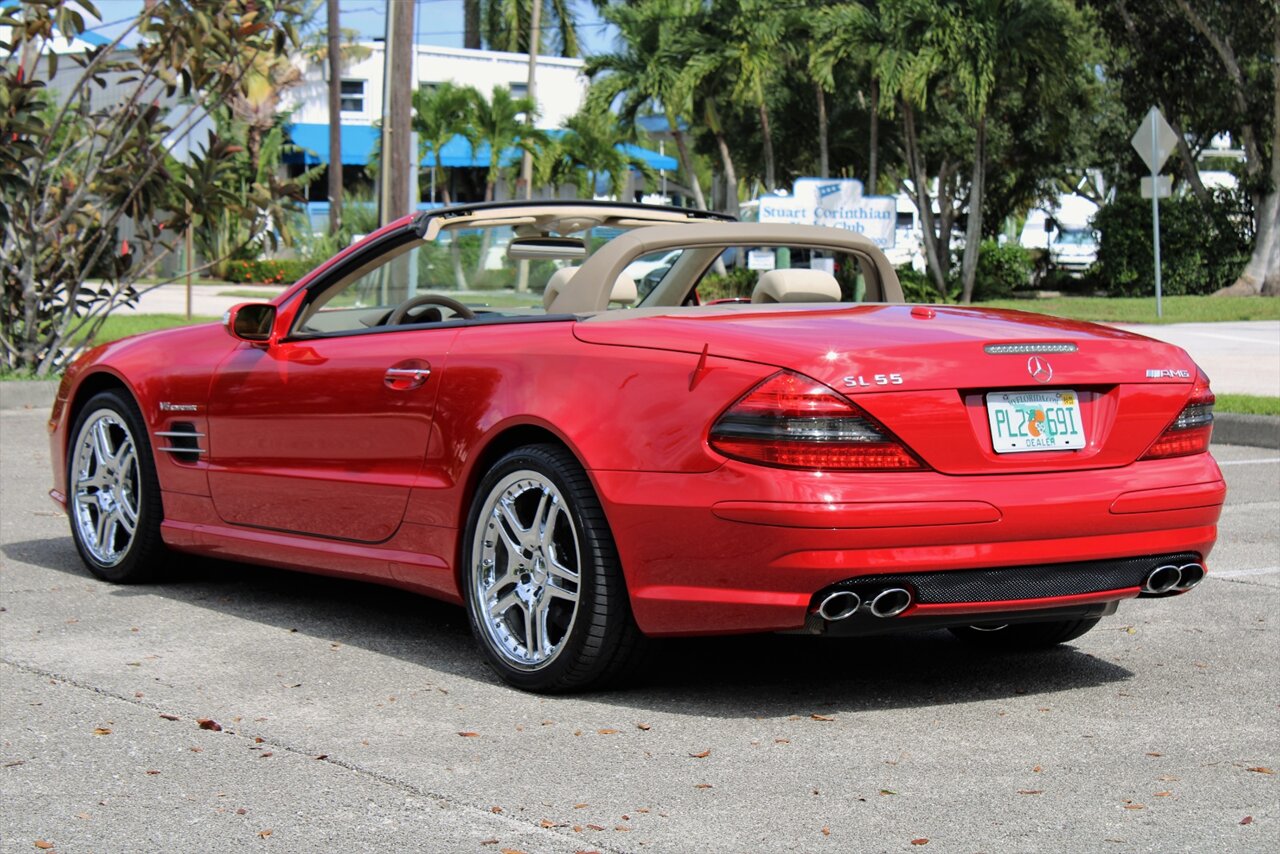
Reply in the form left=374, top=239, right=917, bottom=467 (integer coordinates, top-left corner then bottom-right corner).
left=509, top=83, right=528, bottom=99
left=340, top=79, right=365, bottom=113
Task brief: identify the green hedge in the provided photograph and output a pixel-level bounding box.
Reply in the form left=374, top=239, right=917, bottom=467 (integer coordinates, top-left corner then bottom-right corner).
left=1091, top=191, right=1252, bottom=296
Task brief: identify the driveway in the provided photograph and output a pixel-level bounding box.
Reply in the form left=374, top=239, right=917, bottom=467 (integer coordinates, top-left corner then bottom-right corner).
left=1, top=406, right=1276, bottom=852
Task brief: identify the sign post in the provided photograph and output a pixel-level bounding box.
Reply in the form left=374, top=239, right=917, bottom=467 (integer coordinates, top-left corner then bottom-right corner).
left=1130, top=107, right=1178, bottom=318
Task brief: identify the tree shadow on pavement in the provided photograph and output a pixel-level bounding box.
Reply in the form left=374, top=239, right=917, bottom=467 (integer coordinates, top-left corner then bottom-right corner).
left=4, top=536, right=1135, bottom=717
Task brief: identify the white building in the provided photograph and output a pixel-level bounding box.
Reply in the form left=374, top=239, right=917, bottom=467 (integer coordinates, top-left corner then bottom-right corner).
left=278, top=41, right=673, bottom=206
left=281, top=41, right=589, bottom=130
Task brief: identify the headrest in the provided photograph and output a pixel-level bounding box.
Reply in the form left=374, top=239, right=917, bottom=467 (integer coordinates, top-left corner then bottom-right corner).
left=543, top=267, right=638, bottom=310
left=750, top=268, right=842, bottom=304
left=608, top=273, right=638, bottom=306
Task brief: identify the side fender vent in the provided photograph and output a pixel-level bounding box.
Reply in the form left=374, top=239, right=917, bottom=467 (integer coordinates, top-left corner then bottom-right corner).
left=155, top=422, right=205, bottom=464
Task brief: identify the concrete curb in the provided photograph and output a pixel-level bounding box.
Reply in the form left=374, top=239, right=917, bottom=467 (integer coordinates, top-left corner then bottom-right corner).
left=0, top=381, right=59, bottom=413
left=4, top=381, right=1279, bottom=449
left=1212, top=412, right=1280, bottom=450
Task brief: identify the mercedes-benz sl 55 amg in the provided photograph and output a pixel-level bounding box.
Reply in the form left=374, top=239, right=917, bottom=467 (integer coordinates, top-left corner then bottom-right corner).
left=48, top=201, right=1224, bottom=692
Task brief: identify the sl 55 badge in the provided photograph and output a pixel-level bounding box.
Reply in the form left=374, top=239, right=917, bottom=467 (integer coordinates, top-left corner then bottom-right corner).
left=844, top=373, right=904, bottom=388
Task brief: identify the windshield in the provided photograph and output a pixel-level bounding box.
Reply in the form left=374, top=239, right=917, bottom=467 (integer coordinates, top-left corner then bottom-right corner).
left=1054, top=229, right=1095, bottom=246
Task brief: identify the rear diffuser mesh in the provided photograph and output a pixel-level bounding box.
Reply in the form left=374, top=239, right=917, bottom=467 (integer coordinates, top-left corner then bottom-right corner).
left=827, top=552, right=1202, bottom=604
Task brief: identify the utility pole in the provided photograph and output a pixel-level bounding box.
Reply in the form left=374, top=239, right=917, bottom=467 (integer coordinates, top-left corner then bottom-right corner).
left=519, top=0, right=541, bottom=203
left=326, top=0, right=343, bottom=235
left=515, top=0, right=541, bottom=293
left=379, top=0, right=415, bottom=228
left=378, top=0, right=416, bottom=303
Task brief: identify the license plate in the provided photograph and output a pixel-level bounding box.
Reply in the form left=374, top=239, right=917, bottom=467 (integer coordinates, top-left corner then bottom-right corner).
left=986, top=390, right=1086, bottom=453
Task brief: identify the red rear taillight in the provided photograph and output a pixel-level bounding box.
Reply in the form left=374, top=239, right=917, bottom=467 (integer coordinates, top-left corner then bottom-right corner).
left=709, top=371, right=925, bottom=470
left=1140, top=369, right=1215, bottom=460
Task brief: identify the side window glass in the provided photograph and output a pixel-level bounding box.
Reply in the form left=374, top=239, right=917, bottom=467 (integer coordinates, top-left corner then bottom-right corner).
left=685, top=248, right=869, bottom=304
left=296, top=242, right=426, bottom=334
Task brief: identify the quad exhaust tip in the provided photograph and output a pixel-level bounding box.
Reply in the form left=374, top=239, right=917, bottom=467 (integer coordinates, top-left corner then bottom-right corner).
left=1143, top=564, right=1182, bottom=594
left=817, top=590, right=861, bottom=621
left=869, top=588, right=913, bottom=618
left=1174, top=562, right=1205, bottom=591
left=816, top=587, right=914, bottom=621
left=1143, top=562, right=1205, bottom=595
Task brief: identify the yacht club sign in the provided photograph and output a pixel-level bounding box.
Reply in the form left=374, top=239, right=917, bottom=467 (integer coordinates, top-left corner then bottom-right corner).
left=757, top=178, right=896, bottom=249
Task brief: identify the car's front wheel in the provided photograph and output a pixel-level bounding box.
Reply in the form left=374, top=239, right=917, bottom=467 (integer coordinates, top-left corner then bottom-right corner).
left=66, top=390, right=167, bottom=583
left=949, top=617, right=1101, bottom=648
left=463, top=444, right=644, bottom=692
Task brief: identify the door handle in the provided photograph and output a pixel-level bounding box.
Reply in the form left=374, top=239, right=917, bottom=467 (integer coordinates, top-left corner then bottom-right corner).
left=384, top=365, right=431, bottom=390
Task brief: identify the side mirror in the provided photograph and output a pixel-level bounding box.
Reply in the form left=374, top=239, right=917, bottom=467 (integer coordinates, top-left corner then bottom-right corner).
left=224, top=303, right=276, bottom=344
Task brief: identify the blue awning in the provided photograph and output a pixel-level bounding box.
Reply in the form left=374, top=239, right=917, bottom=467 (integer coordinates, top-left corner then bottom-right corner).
left=618, top=142, right=677, bottom=171
left=426, top=136, right=522, bottom=168
left=285, top=123, right=378, bottom=166
left=285, top=123, right=676, bottom=172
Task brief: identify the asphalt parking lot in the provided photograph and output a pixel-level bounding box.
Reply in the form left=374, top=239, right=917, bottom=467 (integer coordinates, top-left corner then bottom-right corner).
left=1, top=406, right=1276, bottom=853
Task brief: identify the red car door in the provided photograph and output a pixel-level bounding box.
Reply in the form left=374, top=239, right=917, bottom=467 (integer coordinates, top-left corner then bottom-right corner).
left=205, top=327, right=458, bottom=543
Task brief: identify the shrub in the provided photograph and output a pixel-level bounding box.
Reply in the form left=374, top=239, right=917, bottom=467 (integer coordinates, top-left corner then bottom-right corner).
left=1092, top=190, right=1252, bottom=297
left=896, top=266, right=938, bottom=302
left=231, top=258, right=314, bottom=284
left=697, top=267, right=757, bottom=301
left=971, top=240, right=1033, bottom=300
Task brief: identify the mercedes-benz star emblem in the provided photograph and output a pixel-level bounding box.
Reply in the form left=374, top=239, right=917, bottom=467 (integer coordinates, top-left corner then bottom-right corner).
left=1027, top=356, right=1053, bottom=384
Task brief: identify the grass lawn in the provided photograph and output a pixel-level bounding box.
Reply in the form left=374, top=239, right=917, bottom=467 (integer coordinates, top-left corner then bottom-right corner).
left=976, top=295, right=1280, bottom=324
left=73, top=313, right=219, bottom=347
left=1214, top=393, right=1280, bottom=416
left=217, top=289, right=282, bottom=299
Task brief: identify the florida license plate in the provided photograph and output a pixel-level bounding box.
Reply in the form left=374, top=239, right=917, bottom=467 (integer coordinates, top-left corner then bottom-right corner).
left=986, top=390, right=1086, bottom=453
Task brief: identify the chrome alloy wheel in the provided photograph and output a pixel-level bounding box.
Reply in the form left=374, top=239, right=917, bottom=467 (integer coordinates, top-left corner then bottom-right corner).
left=471, top=471, right=581, bottom=671
left=70, top=409, right=141, bottom=566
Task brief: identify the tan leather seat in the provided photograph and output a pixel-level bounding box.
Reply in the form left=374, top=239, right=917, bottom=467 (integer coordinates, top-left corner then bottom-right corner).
left=751, top=268, right=842, bottom=304
left=543, top=266, right=638, bottom=310
left=543, top=266, right=580, bottom=309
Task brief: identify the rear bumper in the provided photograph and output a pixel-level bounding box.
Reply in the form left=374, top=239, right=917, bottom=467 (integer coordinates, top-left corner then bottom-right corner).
left=591, top=453, right=1223, bottom=636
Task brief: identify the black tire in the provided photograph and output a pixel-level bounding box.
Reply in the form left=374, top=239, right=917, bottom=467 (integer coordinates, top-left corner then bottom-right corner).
left=462, top=444, right=646, bottom=693
left=949, top=617, right=1101, bottom=648
left=65, top=390, right=167, bottom=583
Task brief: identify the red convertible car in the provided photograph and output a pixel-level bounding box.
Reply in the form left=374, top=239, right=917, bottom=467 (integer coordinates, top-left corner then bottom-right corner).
left=49, top=201, right=1224, bottom=692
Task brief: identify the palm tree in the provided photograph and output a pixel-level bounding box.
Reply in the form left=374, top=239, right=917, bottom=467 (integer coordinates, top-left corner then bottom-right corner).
left=584, top=0, right=709, bottom=210
left=701, top=0, right=790, bottom=192
left=812, top=2, right=879, bottom=188
left=924, top=0, right=1078, bottom=302
left=551, top=104, right=655, bottom=199
left=674, top=16, right=741, bottom=216
left=465, top=0, right=582, bottom=57
left=300, top=3, right=373, bottom=231
left=469, top=84, right=547, bottom=202
left=413, top=81, right=480, bottom=205
left=225, top=50, right=303, bottom=177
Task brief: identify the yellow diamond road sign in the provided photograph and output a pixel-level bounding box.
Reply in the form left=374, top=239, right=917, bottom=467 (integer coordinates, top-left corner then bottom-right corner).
left=1132, top=106, right=1178, bottom=174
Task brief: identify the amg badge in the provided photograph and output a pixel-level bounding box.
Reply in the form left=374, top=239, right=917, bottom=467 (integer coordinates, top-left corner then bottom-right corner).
left=1146, top=369, right=1191, bottom=379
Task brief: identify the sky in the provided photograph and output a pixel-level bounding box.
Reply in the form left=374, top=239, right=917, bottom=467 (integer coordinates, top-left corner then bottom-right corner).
left=79, top=0, right=616, bottom=55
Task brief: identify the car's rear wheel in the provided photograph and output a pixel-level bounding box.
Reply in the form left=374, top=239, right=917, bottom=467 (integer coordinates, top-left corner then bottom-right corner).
left=949, top=617, right=1101, bottom=648
left=67, top=390, right=167, bottom=583
left=463, top=444, right=645, bottom=692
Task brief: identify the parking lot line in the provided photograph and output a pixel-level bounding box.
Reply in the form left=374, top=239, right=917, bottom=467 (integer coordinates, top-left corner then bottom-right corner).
left=1215, top=457, right=1280, bottom=466
left=1211, top=566, right=1280, bottom=578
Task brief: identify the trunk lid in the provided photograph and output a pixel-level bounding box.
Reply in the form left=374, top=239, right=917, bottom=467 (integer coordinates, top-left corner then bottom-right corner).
left=574, top=304, right=1202, bottom=473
